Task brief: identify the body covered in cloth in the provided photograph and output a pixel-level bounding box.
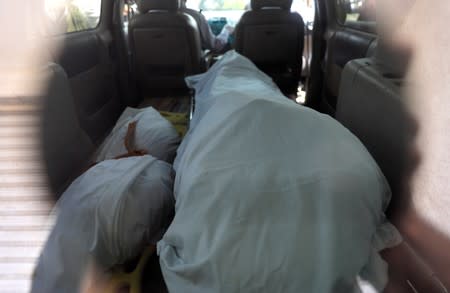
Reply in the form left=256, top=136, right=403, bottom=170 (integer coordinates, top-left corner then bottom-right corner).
left=158, top=51, right=401, bottom=293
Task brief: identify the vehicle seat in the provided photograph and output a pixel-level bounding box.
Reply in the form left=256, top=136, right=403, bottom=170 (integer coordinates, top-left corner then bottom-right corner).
left=41, top=64, right=95, bottom=198
left=234, top=0, right=305, bottom=95
left=335, top=43, right=411, bottom=215
left=129, top=0, right=205, bottom=97
left=335, top=44, right=449, bottom=292
left=179, top=3, right=211, bottom=51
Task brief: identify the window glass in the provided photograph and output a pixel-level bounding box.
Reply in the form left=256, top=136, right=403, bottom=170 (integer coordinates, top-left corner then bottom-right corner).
left=336, top=0, right=376, bottom=24
left=291, top=0, right=315, bottom=26
left=185, top=0, right=247, bottom=27
left=45, top=0, right=102, bottom=34
left=186, top=0, right=248, bottom=11
left=185, top=0, right=314, bottom=27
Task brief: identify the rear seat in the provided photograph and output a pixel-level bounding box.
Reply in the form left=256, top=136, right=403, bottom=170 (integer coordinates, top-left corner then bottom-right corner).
left=336, top=43, right=412, bottom=210
left=129, top=0, right=205, bottom=98
left=322, top=31, right=377, bottom=113
left=335, top=43, right=447, bottom=292
left=234, top=0, right=305, bottom=95
left=41, top=64, right=95, bottom=198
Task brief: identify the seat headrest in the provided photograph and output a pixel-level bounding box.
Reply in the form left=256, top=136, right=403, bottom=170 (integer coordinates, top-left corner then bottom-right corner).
left=251, top=0, right=293, bottom=10
left=136, top=0, right=180, bottom=14
left=374, top=40, right=412, bottom=78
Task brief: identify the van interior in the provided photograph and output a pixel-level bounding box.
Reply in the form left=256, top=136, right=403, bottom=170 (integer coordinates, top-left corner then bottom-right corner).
left=0, top=0, right=449, bottom=292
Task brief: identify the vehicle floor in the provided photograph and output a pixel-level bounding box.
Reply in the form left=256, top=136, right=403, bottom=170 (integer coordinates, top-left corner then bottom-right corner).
left=141, top=253, right=168, bottom=293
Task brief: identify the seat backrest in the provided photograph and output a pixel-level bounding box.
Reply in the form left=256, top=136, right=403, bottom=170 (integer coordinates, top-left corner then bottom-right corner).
left=129, top=0, right=205, bottom=96
left=41, top=64, right=95, bottom=198
left=335, top=45, right=450, bottom=292
left=179, top=4, right=212, bottom=51
left=57, top=33, right=123, bottom=145
left=335, top=43, right=412, bottom=216
left=234, top=0, right=305, bottom=79
left=335, top=57, right=410, bottom=218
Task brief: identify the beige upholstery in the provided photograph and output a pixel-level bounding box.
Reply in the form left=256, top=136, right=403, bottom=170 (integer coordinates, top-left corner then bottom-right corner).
left=234, top=0, right=304, bottom=94
left=129, top=0, right=205, bottom=96
left=41, top=64, right=95, bottom=197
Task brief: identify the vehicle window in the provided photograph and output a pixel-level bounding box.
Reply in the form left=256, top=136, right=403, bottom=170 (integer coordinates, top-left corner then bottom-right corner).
left=336, top=0, right=376, bottom=25
left=186, top=0, right=248, bottom=11
left=292, top=0, right=315, bottom=27
left=44, top=0, right=102, bottom=34
left=185, top=0, right=247, bottom=27
left=185, top=0, right=314, bottom=28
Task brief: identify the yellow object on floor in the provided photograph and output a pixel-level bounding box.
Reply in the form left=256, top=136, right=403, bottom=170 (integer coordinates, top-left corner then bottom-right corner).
left=105, top=246, right=155, bottom=293
left=159, top=111, right=189, bottom=138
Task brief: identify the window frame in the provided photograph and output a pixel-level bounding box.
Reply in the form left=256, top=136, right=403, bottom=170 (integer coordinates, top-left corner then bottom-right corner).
left=334, top=0, right=377, bottom=34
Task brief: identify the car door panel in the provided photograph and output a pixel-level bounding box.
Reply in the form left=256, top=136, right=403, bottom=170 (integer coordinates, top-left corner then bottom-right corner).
left=50, top=29, right=123, bottom=145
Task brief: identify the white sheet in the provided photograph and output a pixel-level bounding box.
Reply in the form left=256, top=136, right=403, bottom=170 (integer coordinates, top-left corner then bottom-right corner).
left=158, top=51, right=401, bottom=293
left=32, top=156, right=174, bottom=293
left=95, top=106, right=181, bottom=163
